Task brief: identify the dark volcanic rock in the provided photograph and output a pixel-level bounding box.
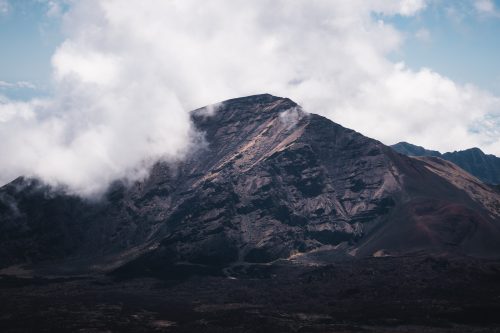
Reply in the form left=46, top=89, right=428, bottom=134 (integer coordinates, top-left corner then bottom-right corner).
left=1, top=94, right=500, bottom=274
left=3, top=256, right=500, bottom=332
left=392, top=142, right=500, bottom=185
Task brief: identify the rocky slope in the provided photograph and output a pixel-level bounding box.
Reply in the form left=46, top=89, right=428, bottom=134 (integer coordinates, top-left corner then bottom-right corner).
left=1, top=94, right=499, bottom=273
left=392, top=142, right=500, bottom=185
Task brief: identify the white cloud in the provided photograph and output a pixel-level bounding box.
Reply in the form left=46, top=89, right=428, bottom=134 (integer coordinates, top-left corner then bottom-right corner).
left=415, top=28, right=431, bottom=42
left=0, top=0, right=9, bottom=15
left=332, top=64, right=500, bottom=154
left=36, top=0, right=70, bottom=18
left=0, top=81, right=14, bottom=88
left=399, top=0, right=428, bottom=16
left=473, top=0, right=500, bottom=17
left=1, top=0, right=499, bottom=196
left=475, top=0, right=495, bottom=13
left=0, top=81, right=37, bottom=89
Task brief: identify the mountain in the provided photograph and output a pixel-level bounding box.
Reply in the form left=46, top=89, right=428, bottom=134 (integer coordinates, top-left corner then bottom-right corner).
left=392, top=142, right=500, bottom=185
left=1, top=94, right=500, bottom=275
left=391, top=142, right=441, bottom=157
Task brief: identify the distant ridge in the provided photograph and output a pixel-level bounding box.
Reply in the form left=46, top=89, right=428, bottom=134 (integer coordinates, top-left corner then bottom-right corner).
left=392, top=142, right=500, bottom=185
left=391, top=142, right=441, bottom=157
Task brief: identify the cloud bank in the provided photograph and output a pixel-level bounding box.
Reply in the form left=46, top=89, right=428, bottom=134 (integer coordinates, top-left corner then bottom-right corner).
left=0, top=0, right=499, bottom=195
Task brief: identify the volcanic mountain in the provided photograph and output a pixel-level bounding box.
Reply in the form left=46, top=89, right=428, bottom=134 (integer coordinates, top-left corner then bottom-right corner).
left=1, top=94, right=499, bottom=274
left=392, top=142, right=500, bottom=185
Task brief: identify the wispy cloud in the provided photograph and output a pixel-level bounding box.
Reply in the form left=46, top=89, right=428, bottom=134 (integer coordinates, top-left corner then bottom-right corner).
left=443, top=0, right=500, bottom=22
left=0, top=81, right=37, bottom=90
left=415, top=28, right=432, bottom=42
left=0, top=0, right=9, bottom=16
left=474, top=0, right=500, bottom=16
left=35, top=0, right=70, bottom=18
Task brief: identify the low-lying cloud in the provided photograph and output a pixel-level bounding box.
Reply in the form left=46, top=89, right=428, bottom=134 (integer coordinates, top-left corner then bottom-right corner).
left=0, top=0, right=499, bottom=195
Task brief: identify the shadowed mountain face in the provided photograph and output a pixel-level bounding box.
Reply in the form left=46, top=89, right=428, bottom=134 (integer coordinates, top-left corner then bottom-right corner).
left=392, top=142, right=500, bottom=185
left=1, top=94, right=500, bottom=273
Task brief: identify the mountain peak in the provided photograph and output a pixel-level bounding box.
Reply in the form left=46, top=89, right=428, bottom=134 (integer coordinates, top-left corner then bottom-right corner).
left=1, top=96, right=500, bottom=273
left=460, top=147, right=484, bottom=155
left=392, top=142, right=441, bottom=157
left=222, top=93, right=294, bottom=106
left=192, top=94, right=298, bottom=120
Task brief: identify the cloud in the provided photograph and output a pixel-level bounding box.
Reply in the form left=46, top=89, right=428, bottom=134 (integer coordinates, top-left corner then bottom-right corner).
left=443, top=1, right=500, bottom=23
left=474, top=0, right=497, bottom=14
left=415, top=28, right=431, bottom=42
left=45, top=1, right=63, bottom=17
left=35, top=0, right=70, bottom=18
left=0, top=81, right=37, bottom=90
left=0, top=0, right=499, bottom=196
left=398, top=0, right=428, bottom=16
left=0, top=0, right=9, bottom=15
left=331, top=64, right=500, bottom=154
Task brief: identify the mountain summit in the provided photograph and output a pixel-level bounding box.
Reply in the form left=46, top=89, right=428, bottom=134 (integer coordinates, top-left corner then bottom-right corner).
left=1, top=95, right=500, bottom=274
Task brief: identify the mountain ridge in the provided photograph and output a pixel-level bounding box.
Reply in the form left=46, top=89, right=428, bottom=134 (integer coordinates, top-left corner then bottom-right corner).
left=1, top=94, right=499, bottom=276
left=392, top=141, right=500, bottom=185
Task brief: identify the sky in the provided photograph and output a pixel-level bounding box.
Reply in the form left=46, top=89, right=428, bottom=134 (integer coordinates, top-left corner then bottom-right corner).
left=0, top=0, right=63, bottom=99
left=0, top=0, right=499, bottom=196
left=387, top=0, right=500, bottom=95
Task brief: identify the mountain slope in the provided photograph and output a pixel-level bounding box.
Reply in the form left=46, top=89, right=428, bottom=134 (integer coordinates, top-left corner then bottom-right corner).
left=392, top=142, right=500, bottom=185
left=1, top=94, right=499, bottom=273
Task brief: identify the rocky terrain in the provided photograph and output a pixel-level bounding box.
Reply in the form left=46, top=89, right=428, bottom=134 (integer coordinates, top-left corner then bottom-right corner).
left=1, top=94, right=500, bottom=332
left=2, top=256, right=500, bottom=332
left=392, top=142, right=500, bottom=185
left=0, top=94, right=499, bottom=273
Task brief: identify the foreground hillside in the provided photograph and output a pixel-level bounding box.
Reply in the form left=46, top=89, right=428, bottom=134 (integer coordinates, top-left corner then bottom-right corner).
left=2, top=256, right=500, bottom=332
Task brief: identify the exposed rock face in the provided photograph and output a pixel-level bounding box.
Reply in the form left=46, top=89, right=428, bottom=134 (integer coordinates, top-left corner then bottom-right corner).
left=392, top=142, right=500, bottom=185
left=1, top=94, right=500, bottom=272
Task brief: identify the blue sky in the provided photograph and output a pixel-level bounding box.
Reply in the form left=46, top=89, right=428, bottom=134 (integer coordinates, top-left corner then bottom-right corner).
left=387, top=0, right=500, bottom=95
left=0, top=0, right=63, bottom=99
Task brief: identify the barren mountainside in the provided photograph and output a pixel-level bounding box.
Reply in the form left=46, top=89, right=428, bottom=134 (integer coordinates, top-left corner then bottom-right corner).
left=1, top=94, right=499, bottom=274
